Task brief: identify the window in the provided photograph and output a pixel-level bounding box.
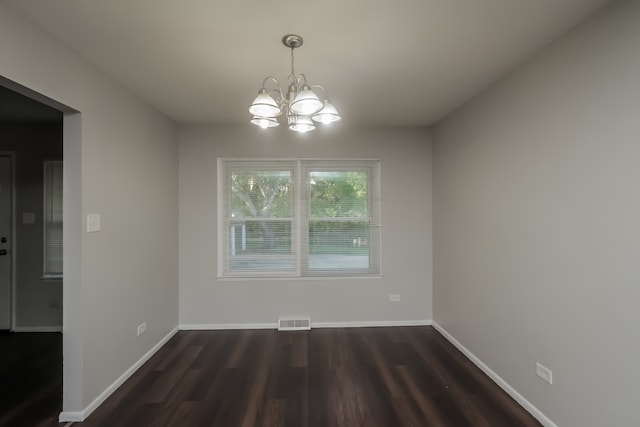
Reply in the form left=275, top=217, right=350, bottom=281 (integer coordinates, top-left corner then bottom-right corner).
left=219, top=159, right=381, bottom=278
left=43, top=160, right=63, bottom=278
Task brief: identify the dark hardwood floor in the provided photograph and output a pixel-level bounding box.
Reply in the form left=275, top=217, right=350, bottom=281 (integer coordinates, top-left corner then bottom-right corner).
left=75, top=326, right=541, bottom=427
left=0, top=331, right=63, bottom=427
left=0, top=327, right=542, bottom=426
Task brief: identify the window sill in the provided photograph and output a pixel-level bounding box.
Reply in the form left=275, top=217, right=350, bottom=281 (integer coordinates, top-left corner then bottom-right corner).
left=41, top=275, right=63, bottom=281
left=217, top=274, right=383, bottom=282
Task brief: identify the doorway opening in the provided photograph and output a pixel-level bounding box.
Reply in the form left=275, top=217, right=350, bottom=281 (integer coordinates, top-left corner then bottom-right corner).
left=0, top=79, right=75, bottom=425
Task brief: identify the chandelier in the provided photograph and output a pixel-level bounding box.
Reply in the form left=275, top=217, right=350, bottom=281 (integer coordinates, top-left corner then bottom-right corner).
left=249, top=34, right=341, bottom=133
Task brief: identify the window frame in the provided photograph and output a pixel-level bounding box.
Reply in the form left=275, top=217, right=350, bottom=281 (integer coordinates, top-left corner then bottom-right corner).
left=217, top=158, right=382, bottom=279
left=219, top=160, right=298, bottom=277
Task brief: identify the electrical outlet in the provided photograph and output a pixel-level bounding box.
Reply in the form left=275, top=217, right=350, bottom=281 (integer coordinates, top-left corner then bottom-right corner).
left=137, top=322, right=147, bottom=336
left=389, top=294, right=400, bottom=302
left=536, top=362, right=552, bottom=384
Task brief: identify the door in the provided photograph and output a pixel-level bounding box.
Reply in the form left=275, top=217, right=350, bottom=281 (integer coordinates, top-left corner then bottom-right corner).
left=0, top=155, right=11, bottom=329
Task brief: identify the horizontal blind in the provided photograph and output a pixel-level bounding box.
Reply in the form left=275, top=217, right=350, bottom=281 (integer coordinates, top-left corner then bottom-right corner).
left=221, top=161, right=297, bottom=276
left=301, top=160, right=381, bottom=276
left=43, top=160, right=63, bottom=277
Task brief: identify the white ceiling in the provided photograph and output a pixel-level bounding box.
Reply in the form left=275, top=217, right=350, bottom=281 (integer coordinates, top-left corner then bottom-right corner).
left=3, top=0, right=613, bottom=126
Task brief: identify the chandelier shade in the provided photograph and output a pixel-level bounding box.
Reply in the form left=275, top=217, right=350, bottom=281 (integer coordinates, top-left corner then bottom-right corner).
left=249, top=34, right=340, bottom=133
left=250, top=116, right=279, bottom=128
left=248, top=89, right=281, bottom=118
left=312, top=99, right=341, bottom=124
left=288, top=115, right=315, bottom=133
left=290, top=85, right=323, bottom=115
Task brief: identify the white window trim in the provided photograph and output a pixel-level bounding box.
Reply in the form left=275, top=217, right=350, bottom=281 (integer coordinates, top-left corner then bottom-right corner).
left=217, top=158, right=382, bottom=279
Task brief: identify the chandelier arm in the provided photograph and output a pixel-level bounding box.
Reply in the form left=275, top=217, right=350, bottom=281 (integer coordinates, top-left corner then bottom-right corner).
left=296, top=74, right=308, bottom=86
left=310, top=85, right=328, bottom=98
left=261, top=76, right=281, bottom=89
left=261, top=76, right=286, bottom=105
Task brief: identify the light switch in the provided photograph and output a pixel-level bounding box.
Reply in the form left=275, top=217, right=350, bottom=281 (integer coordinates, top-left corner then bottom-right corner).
left=87, top=214, right=101, bottom=232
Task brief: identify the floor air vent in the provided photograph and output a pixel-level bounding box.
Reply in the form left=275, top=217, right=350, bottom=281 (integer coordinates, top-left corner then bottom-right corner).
left=278, top=317, right=311, bottom=331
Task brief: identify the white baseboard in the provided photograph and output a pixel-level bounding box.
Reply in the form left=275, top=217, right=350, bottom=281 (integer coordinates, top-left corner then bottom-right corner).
left=432, top=322, right=557, bottom=427
left=12, top=326, right=62, bottom=332
left=58, top=326, right=179, bottom=423
left=58, top=411, right=83, bottom=423
left=312, top=319, right=432, bottom=328
left=180, top=322, right=277, bottom=330
left=180, top=320, right=432, bottom=331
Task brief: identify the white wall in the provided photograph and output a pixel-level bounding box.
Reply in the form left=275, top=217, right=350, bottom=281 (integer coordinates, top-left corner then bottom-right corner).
left=432, top=1, right=640, bottom=426
left=0, top=3, right=179, bottom=417
left=179, top=125, right=432, bottom=327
